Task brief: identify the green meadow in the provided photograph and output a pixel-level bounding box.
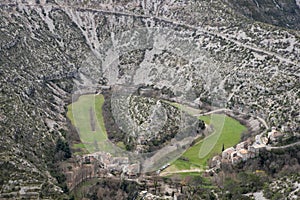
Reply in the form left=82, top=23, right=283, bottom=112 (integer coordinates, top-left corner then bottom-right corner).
left=67, top=95, right=246, bottom=169
left=171, top=114, right=247, bottom=170
left=67, top=94, right=112, bottom=153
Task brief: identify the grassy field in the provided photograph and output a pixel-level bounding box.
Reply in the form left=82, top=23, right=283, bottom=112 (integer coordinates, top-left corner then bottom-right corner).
left=170, top=114, right=246, bottom=170
left=67, top=94, right=111, bottom=153
left=67, top=95, right=246, bottom=169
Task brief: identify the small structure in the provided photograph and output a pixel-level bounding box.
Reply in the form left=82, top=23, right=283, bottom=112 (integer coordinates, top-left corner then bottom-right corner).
left=230, top=151, right=238, bottom=159
left=107, top=164, right=122, bottom=172
left=237, top=149, right=249, bottom=161
left=248, top=151, right=256, bottom=159
left=231, top=155, right=242, bottom=165
left=156, top=163, right=170, bottom=174
left=261, top=136, right=269, bottom=145
left=222, top=147, right=235, bottom=160
left=236, top=141, right=248, bottom=150
left=248, top=145, right=260, bottom=154
left=126, top=164, right=140, bottom=177
left=83, top=155, right=96, bottom=164
left=210, top=156, right=221, bottom=168
left=255, top=135, right=261, bottom=145
left=268, top=128, right=283, bottom=141
left=100, top=85, right=111, bottom=90
left=112, top=157, right=129, bottom=165
left=160, top=163, right=170, bottom=171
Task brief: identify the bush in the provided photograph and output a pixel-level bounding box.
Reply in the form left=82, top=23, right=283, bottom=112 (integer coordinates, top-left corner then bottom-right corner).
left=55, top=138, right=71, bottom=160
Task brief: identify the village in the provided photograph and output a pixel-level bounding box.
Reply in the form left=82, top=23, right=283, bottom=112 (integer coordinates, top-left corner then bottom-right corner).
left=64, top=126, right=285, bottom=190
left=63, top=152, right=187, bottom=199
left=209, top=127, right=284, bottom=170
left=64, top=124, right=287, bottom=190
left=63, top=152, right=141, bottom=190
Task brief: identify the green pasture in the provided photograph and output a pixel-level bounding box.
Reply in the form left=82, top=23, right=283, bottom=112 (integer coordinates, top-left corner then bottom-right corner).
left=67, top=94, right=111, bottom=153
left=171, top=114, right=246, bottom=170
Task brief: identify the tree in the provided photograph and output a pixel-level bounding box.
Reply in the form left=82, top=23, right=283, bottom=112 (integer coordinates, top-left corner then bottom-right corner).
left=55, top=138, right=71, bottom=160
left=90, top=192, right=98, bottom=200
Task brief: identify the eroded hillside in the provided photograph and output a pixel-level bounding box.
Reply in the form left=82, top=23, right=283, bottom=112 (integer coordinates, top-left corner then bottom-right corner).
left=0, top=0, right=299, bottom=198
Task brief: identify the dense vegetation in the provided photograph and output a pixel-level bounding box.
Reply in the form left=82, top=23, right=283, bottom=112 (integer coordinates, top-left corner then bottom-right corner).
left=70, top=178, right=143, bottom=200
left=243, top=145, right=300, bottom=176
left=102, top=92, right=205, bottom=153
left=102, top=92, right=130, bottom=150
left=43, top=137, right=72, bottom=197
left=70, top=175, right=219, bottom=200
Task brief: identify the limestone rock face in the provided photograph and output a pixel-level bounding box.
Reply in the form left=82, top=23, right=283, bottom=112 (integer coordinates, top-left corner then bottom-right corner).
left=0, top=0, right=299, bottom=198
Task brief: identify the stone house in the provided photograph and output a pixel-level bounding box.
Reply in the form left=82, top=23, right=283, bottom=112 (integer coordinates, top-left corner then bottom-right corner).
left=268, top=129, right=283, bottom=141
left=112, top=157, right=129, bottom=165
left=126, top=164, right=140, bottom=177
left=210, top=155, right=221, bottom=168
left=236, top=141, right=249, bottom=150
left=231, top=155, right=243, bottom=165
left=237, top=149, right=249, bottom=161
left=222, top=147, right=235, bottom=160
left=248, top=145, right=260, bottom=154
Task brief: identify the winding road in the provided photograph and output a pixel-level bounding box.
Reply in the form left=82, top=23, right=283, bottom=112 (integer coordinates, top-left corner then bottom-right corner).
left=159, top=168, right=203, bottom=176
left=195, top=108, right=231, bottom=117
left=1, top=1, right=298, bottom=67
left=266, top=141, right=300, bottom=150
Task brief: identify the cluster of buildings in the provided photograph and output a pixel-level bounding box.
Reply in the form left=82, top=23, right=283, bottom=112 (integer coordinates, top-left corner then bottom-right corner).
left=64, top=152, right=140, bottom=189
left=210, top=141, right=259, bottom=168
left=210, top=127, right=284, bottom=168
left=221, top=141, right=258, bottom=165
left=81, top=152, right=140, bottom=177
